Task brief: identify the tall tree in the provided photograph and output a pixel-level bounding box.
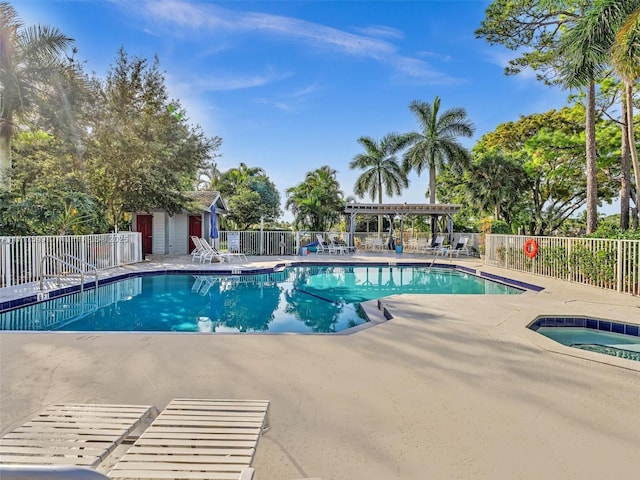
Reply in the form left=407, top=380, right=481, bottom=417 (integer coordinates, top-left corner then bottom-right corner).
left=195, top=158, right=222, bottom=191
left=85, top=49, right=216, bottom=229
left=402, top=97, right=474, bottom=204
left=286, top=166, right=345, bottom=232
left=611, top=5, right=640, bottom=229
left=217, top=163, right=265, bottom=197
left=464, top=152, right=531, bottom=225
left=402, top=96, right=474, bottom=234
left=477, top=107, right=619, bottom=234
left=349, top=134, right=408, bottom=234
left=217, top=163, right=281, bottom=229
left=477, top=0, right=640, bottom=234
left=0, top=2, right=74, bottom=189
left=556, top=0, right=640, bottom=233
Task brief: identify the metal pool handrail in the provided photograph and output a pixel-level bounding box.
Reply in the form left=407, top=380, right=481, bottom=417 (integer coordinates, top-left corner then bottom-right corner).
left=39, top=255, right=98, bottom=292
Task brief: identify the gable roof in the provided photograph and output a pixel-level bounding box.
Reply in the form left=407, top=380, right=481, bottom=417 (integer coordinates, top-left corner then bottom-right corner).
left=185, top=191, right=229, bottom=213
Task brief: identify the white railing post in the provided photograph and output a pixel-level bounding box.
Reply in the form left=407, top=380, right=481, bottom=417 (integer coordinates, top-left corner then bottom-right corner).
left=485, top=234, right=639, bottom=296
left=2, top=238, right=11, bottom=287
left=617, top=239, right=623, bottom=293
left=0, top=233, right=145, bottom=290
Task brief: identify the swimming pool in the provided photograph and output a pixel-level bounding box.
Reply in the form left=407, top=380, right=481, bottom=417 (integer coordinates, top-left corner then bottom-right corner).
left=529, top=316, right=640, bottom=362
left=0, top=265, right=522, bottom=334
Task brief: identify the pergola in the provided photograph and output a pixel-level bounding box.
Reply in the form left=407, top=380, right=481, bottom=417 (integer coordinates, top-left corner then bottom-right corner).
left=344, top=203, right=462, bottom=248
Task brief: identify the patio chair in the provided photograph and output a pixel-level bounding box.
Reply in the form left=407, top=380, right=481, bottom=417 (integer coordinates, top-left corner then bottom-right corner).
left=450, top=236, right=470, bottom=256
left=315, top=234, right=332, bottom=254
left=332, top=237, right=355, bottom=254
left=191, top=236, right=208, bottom=262
left=370, top=238, right=385, bottom=251
left=194, top=238, right=226, bottom=263
left=212, top=245, right=247, bottom=263
left=423, top=235, right=445, bottom=255
left=0, top=403, right=158, bottom=468
left=108, top=398, right=270, bottom=480
left=404, top=238, right=418, bottom=252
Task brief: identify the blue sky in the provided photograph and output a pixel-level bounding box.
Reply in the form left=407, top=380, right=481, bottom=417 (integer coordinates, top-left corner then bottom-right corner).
left=16, top=0, right=596, bottom=220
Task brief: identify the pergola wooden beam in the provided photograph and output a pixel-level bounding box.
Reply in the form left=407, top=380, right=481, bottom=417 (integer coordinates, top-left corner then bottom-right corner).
left=344, top=203, right=462, bottom=216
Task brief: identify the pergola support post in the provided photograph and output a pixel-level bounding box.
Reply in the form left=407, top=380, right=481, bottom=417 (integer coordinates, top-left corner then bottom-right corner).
left=349, top=213, right=356, bottom=248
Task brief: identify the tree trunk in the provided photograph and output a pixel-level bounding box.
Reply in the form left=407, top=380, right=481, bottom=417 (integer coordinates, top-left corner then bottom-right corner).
left=0, top=135, right=11, bottom=191
left=377, top=171, right=383, bottom=235
left=620, top=94, right=631, bottom=231
left=428, top=164, right=437, bottom=203
left=625, top=81, right=640, bottom=230
left=585, top=80, right=598, bottom=234
left=429, top=164, right=437, bottom=236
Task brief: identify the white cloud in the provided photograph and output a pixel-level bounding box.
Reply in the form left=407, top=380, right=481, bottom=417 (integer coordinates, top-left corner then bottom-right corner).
left=417, top=50, right=453, bottom=62
left=196, top=69, right=293, bottom=92
left=120, top=0, right=455, bottom=85
left=291, top=83, right=321, bottom=98
left=255, top=99, right=292, bottom=112
left=171, top=67, right=292, bottom=93
left=353, top=25, right=404, bottom=40
left=391, top=57, right=459, bottom=84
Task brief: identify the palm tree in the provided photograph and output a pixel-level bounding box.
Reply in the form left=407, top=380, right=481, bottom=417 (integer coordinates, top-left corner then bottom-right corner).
left=196, top=162, right=221, bottom=190
left=286, top=166, right=344, bottom=231
left=402, top=97, right=474, bottom=203
left=611, top=6, right=640, bottom=229
left=402, top=96, right=474, bottom=233
left=217, top=162, right=265, bottom=196
left=464, top=153, right=530, bottom=225
left=556, top=0, right=640, bottom=233
left=349, top=134, right=408, bottom=234
left=0, top=2, right=74, bottom=190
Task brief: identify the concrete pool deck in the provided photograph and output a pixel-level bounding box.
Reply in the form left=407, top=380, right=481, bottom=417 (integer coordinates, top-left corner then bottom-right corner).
left=1, top=253, right=639, bottom=479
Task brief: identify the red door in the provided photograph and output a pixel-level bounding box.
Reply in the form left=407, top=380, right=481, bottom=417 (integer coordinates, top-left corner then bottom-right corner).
left=188, top=215, right=202, bottom=252
left=136, top=215, right=153, bottom=257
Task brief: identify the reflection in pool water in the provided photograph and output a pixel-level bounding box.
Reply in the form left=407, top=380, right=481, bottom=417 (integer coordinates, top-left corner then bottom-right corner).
left=0, top=266, right=521, bottom=334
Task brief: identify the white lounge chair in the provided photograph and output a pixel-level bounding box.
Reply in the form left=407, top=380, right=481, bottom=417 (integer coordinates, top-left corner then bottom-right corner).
left=0, top=403, right=158, bottom=468
left=193, top=238, right=226, bottom=263
left=423, top=235, right=445, bottom=255
left=367, top=238, right=384, bottom=251
left=450, top=236, right=470, bottom=256
left=212, top=245, right=247, bottom=263
left=109, top=398, right=270, bottom=480
left=332, top=237, right=356, bottom=254
left=315, top=234, right=332, bottom=254
left=191, top=236, right=208, bottom=262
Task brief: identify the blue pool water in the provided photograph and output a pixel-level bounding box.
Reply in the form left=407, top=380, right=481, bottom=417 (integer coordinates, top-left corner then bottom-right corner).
left=0, top=266, right=521, bottom=334
left=536, top=327, right=640, bottom=362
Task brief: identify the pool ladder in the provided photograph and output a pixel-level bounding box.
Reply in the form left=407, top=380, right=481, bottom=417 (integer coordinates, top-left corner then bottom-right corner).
left=39, top=254, right=98, bottom=292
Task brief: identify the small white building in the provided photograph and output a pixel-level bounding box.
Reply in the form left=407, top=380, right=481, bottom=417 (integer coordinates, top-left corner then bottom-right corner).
left=131, top=191, right=228, bottom=256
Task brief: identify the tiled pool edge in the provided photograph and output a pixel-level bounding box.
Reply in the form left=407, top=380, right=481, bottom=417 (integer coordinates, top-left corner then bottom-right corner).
left=0, top=261, right=540, bottom=314
left=528, top=315, right=640, bottom=338
left=526, top=315, right=640, bottom=371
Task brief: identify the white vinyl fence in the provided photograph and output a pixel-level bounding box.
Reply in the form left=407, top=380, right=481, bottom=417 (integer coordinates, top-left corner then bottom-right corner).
left=485, top=234, right=640, bottom=295
left=0, top=233, right=142, bottom=288
left=216, top=230, right=481, bottom=256
left=216, top=231, right=349, bottom=256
